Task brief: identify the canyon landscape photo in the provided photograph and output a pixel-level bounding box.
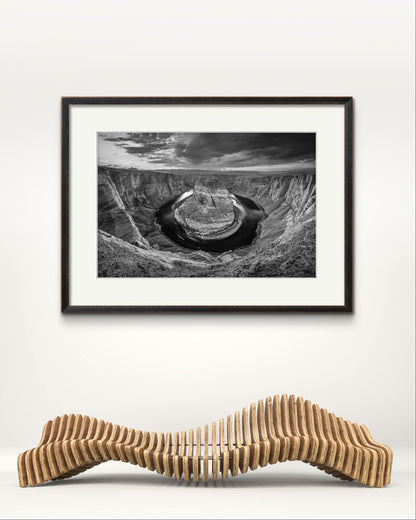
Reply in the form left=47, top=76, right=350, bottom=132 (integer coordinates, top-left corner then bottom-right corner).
left=97, top=132, right=316, bottom=278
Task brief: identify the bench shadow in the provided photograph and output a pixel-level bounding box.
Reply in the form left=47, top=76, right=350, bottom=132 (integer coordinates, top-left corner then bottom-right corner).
left=42, top=471, right=365, bottom=489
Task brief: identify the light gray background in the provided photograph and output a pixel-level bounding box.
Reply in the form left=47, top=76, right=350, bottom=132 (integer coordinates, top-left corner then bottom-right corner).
left=0, top=1, right=414, bottom=518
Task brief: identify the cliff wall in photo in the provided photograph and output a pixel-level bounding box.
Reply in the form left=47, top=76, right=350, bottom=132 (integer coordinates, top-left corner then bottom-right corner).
left=97, top=167, right=316, bottom=277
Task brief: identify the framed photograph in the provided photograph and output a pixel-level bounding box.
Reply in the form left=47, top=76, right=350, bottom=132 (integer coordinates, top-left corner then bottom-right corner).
left=62, top=97, right=352, bottom=313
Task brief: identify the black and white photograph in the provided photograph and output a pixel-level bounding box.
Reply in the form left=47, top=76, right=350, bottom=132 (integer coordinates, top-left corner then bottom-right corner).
left=98, top=132, right=316, bottom=278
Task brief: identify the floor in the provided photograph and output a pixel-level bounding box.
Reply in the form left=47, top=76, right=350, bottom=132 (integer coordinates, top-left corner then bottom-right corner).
left=0, top=447, right=414, bottom=519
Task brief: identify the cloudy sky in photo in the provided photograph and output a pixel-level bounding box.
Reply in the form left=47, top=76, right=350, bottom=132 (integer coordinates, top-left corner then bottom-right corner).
left=98, top=132, right=315, bottom=172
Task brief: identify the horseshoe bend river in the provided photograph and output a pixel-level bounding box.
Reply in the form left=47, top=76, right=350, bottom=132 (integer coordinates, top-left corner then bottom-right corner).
left=156, top=191, right=265, bottom=253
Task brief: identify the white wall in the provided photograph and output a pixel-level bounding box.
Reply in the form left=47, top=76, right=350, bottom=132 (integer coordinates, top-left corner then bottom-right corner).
left=0, top=0, right=414, bottom=456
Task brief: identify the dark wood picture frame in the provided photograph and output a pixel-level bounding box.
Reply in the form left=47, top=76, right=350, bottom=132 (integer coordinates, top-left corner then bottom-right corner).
left=62, top=97, right=353, bottom=313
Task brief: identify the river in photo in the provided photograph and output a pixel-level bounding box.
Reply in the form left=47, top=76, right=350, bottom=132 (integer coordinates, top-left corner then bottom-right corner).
left=156, top=192, right=264, bottom=253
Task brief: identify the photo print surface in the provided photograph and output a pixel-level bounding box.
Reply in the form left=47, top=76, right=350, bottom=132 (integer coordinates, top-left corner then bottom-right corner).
left=98, top=132, right=316, bottom=278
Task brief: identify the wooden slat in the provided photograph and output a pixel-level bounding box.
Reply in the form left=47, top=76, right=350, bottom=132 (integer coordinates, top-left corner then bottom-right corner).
left=273, top=395, right=290, bottom=461
left=173, top=431, right=186, bottom=480
left=182, top=429, right=193, bottom=481
left=257, top=399, right=271, bottom=467
left=212, top=421, right=219, bottom=480
left=265, top=396, right=280, bottom=465
left=219, top=418, right=229, bottom=479
left=162, top=432, right=172, bottom=476
left=193, top=428, right=201, bottom=482
left=203, top=425, right=209, bottom=482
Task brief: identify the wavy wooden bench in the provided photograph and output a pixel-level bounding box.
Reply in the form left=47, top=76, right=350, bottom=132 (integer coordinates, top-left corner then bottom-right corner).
left=17, top=394, right=392, bottom=487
